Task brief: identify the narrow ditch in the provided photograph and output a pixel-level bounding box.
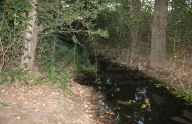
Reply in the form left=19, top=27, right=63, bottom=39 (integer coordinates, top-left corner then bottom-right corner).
left=78, top=56, right=192, bottom=124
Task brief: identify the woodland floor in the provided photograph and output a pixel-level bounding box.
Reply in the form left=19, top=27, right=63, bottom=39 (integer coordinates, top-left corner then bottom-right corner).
left=0, top=80, right=101, bottom=124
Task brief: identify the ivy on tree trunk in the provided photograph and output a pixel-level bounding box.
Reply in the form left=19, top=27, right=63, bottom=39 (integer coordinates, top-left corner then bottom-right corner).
left=21, top=0, right=38, bottom=72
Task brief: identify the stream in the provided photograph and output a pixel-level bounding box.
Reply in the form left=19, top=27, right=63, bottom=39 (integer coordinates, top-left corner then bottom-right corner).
left=94, top=57, right=192, bottom=124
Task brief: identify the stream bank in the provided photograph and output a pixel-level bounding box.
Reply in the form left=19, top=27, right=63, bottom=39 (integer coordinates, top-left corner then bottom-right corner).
left=85, top=56, right=192, bottom=124
left=94, top=47, right=192, bottom=104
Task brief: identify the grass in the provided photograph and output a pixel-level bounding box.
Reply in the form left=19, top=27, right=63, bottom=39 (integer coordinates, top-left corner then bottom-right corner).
left=61, top=71, right=71, bottom=90
left=34, top=76, right=45, bottom=85
left=0, top=100, right=9, bottom=107
left=0, top=68, right=29, bottom=85
left=172, top=87, right=192, bottom=105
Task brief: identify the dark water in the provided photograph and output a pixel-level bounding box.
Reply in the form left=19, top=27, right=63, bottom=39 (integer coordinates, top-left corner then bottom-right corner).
left=96, top=58, right=192, bottom=124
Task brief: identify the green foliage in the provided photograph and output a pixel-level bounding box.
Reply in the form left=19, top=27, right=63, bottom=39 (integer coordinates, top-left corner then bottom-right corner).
left=0, top=68, right=28, bottom=84
left=37, top=36, right=86, bottom=67
left=168, top=0, right=192, bottom=57
left=36, top=31, right=97, bottom=89
left=35, top=0, right=112, bottom=92
left=172, top=87, right=192, bottom=105
left=6, top=0, right=32, bottom=26
left=77, top=64, right=97, bottom=74
left=34, top=76, right=44, bottom=85
left=0, top=0, right=191, bottom=105
left=37, top=0, right=109, bottom=43
left=45, top=65, right=71, bottom=89
left=61, top=71, right=70, bottom=90
left=0, top=100, right=9, bottom=107
left=0, top=0, right=32, bottom=67
left=47, top=66, right=59, bottom=85
left=36, top=0, right=109, bottom=85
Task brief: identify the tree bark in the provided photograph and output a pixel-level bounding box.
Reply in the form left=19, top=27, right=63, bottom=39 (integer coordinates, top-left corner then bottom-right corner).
left=21, top=0, right=38, bottom=72
left=130, top=0, right=140, bottom=57
left=150, top=0, right=168, bottom=68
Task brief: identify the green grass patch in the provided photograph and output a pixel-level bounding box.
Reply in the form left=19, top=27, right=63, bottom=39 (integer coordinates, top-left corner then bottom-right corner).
left=172, top=87, right=192, bottom=105
left=0, top=68, right=29, bottom=85
left=0, top=100, right=9, bottom=107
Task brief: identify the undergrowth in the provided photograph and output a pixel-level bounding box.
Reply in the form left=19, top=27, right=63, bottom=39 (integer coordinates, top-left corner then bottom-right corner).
left=0, top=68, right=29, bottom=85
left=172, top=87, right=192, bottom=105
left=36, top=35, right=97, bottom=90
left=45, top=65, right=71, bottom=90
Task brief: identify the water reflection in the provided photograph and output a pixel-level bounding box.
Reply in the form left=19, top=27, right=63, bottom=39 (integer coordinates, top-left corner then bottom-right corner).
left=133, top=85, right=149, bottom=124
left=135, top=86, right=148, bottom=102
left=96, top=59, right=192, bottom=124
left=101, top=77, right=151, bottom=124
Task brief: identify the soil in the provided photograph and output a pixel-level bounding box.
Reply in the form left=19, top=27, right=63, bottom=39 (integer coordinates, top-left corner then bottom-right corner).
left=0, top=80, right=98, bottom=124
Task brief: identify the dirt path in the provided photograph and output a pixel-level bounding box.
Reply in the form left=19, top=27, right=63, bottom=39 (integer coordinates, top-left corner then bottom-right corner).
left=0, top=81, right=97, bottom=124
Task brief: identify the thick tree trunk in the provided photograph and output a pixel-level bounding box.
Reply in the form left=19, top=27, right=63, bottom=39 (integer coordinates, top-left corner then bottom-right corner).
left=21, top=0, right=38, bottom=71
left=150, top=0, right=168, bottom=68
left=130, top=0, right=140, bottom=57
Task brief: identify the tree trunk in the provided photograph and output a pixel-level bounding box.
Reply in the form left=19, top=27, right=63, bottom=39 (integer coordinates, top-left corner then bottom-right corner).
left=130, top=0, right=140, bottom=57
left=150, top=0, right=168, bottom=68
left=21, top=0, right=38, bottom=72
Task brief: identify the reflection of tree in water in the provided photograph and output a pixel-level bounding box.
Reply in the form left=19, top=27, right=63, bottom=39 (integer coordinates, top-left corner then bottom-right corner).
left=133, top=85, right=148, bottom=124
left=133, top=111, right=144, bottom=124
left=105, top=77, right=118, bottom=100
left=135, top=85, right=148, bottom=102
left=99, top=68, right=152, bottom=124
left=97, top=59, right=192, bottom=124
